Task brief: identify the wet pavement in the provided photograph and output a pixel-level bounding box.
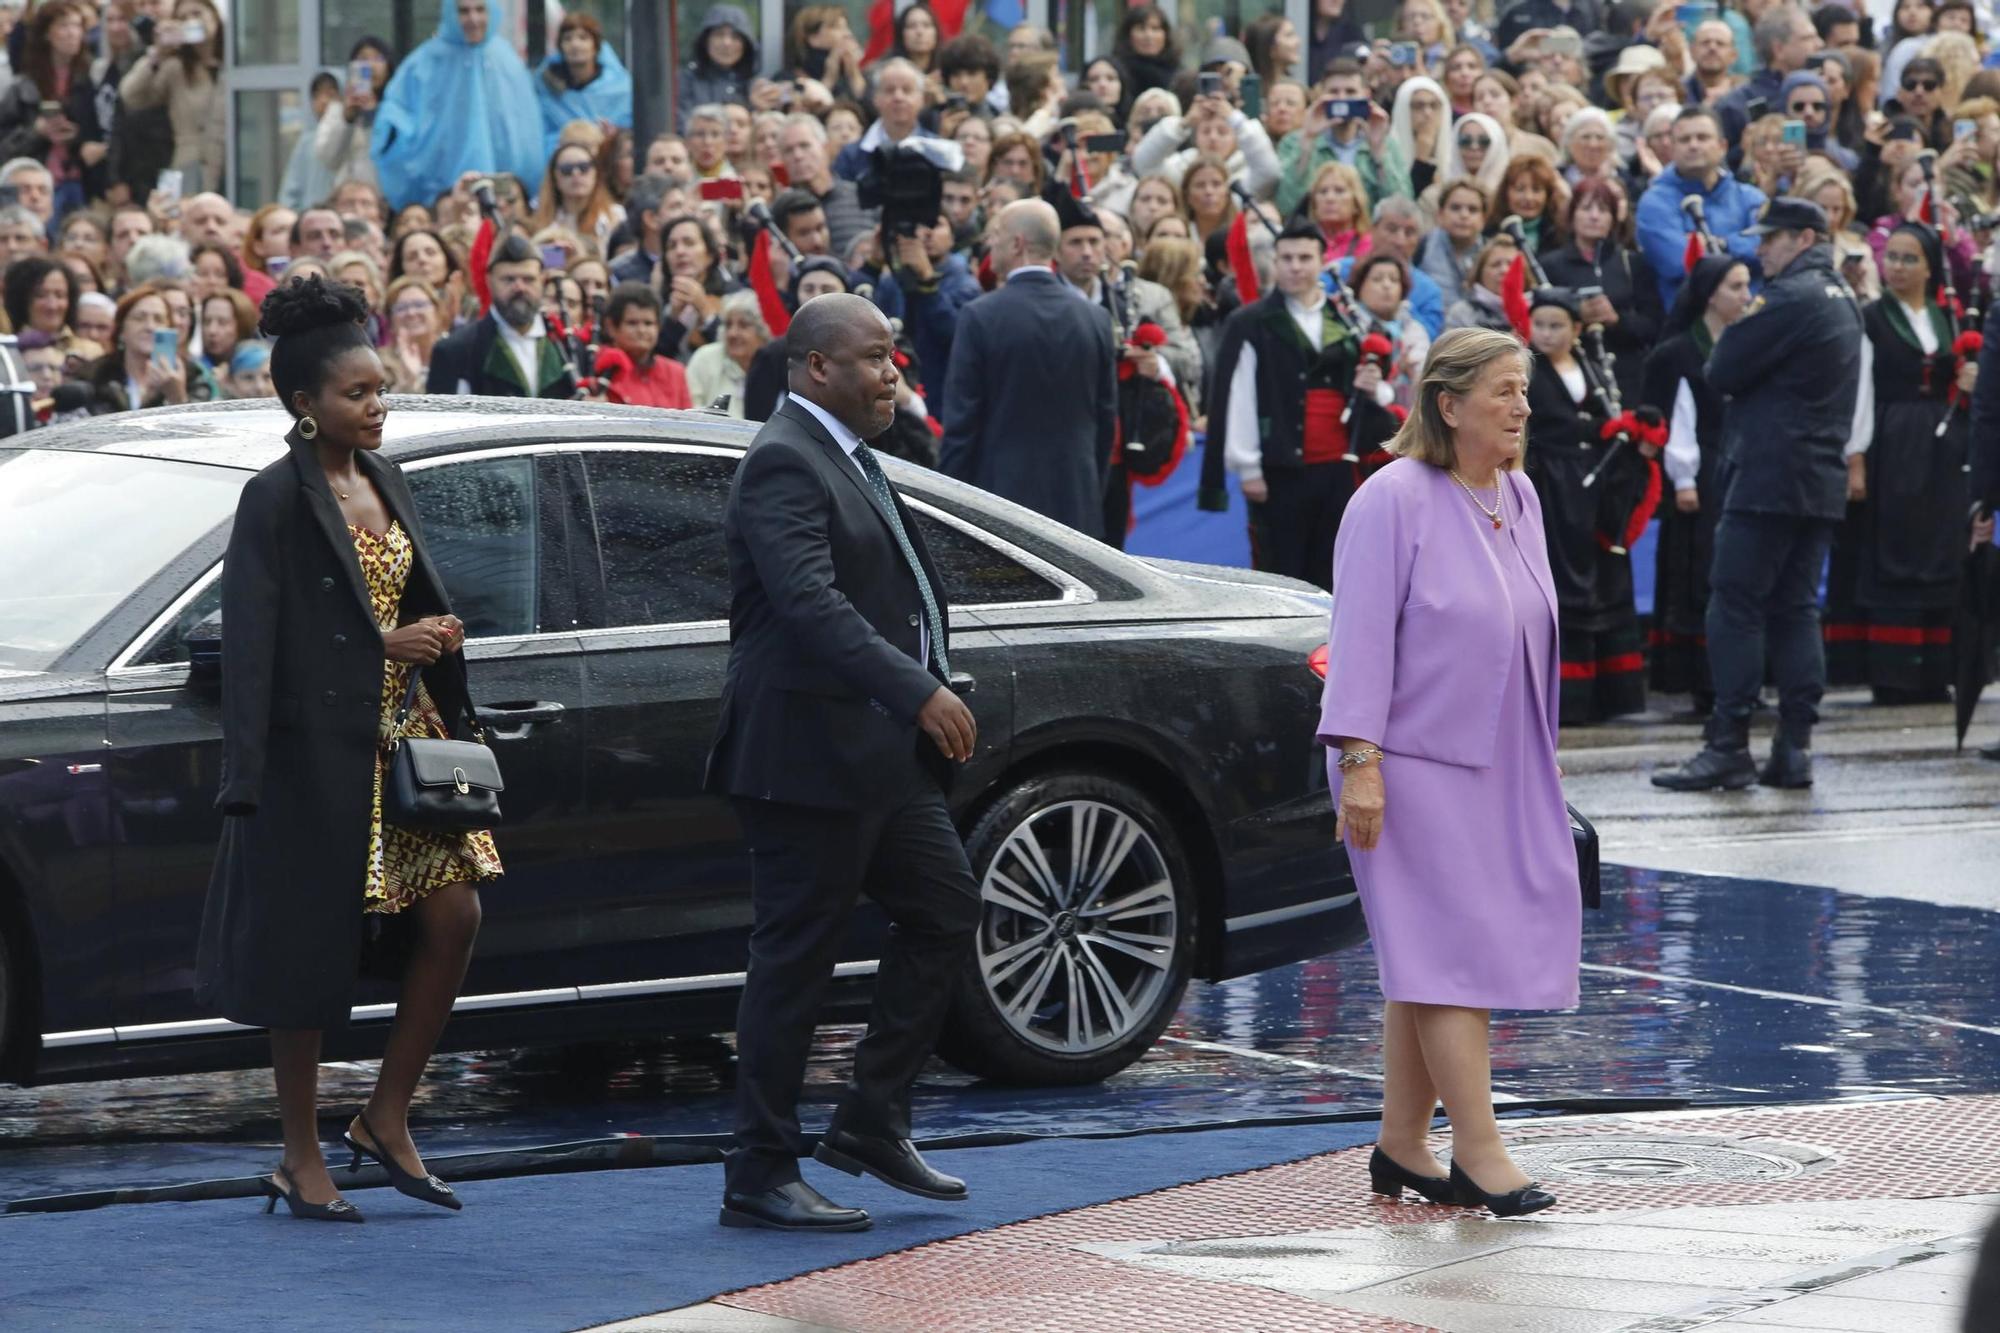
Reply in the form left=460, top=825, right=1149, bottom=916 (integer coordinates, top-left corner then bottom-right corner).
left=6, top=862, right=1998, bottom=1206
left=1561, top=686, right=2000, bottom=909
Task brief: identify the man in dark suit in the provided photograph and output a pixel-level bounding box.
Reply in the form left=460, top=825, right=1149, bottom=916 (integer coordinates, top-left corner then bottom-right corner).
left=704, top=293, right=982, bottom=1233
left=426, top=234, right=579, bottom=399
left=940, top=199, right=1118, bottom=539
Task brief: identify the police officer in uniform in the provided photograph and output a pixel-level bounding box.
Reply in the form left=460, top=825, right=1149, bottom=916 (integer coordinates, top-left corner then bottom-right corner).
left=1968, top=302, right=2000, bottom=760
left=1655, top=198, right=1864, bottom=791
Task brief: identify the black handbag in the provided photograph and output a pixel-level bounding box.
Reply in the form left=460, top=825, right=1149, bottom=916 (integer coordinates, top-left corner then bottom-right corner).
left=384, top=668, right=504, bottom=832
left=1568, top=802, right=1601, bottom=910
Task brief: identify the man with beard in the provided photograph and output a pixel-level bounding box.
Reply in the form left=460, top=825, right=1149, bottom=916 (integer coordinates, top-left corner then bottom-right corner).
left=706, top=292, right=980, bottom=1233
left=427, top=234, right=579, bottom=398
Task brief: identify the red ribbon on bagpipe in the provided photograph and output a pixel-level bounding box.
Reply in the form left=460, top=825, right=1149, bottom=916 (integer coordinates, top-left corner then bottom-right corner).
left=1593, top=408, right=1667, bottom=553
left=1112, top=321, right=1191, bottom=484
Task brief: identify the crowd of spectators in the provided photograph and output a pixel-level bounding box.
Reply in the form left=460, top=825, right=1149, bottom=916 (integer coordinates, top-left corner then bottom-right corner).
left=0, top=0, right=1994, bottom=724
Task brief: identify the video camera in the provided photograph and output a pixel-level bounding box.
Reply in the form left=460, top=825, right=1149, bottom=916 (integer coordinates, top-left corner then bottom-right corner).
left=858, top=143, right=954, bottom=238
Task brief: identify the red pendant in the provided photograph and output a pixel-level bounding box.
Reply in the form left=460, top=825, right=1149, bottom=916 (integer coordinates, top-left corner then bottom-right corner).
left=1493, top=518, right=1502, bottom=530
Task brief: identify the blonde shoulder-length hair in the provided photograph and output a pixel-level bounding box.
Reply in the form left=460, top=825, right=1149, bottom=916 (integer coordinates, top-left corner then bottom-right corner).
left=1390, top=327, right=1531, bottom=470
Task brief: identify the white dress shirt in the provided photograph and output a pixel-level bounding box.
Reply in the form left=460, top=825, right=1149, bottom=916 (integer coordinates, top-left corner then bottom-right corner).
left=787, top=392, right=929, bottom=668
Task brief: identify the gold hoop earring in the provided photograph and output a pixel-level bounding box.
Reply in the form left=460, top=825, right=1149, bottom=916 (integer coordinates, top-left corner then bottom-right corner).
left=299, top=414, right=319, bottom=440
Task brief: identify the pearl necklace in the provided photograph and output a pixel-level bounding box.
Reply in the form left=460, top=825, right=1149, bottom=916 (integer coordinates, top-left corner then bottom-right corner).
left=1450, top=469, right=1504, bottom=530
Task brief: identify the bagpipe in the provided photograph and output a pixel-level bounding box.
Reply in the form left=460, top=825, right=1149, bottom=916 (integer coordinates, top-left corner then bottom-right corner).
left=744, top=197, right=806, bottom=339
left=1497, top=216, right=1663, bottom=554
left=1104, top=256, right=1190, bottom=484
left=1921, top=155, right=1984, bottom=438
left=544, top=297, right=607, bottom=399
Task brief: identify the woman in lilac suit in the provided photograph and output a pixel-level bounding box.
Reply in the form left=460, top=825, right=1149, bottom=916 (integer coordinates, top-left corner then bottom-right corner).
left=1318, top=327, right=1580, bottom=1218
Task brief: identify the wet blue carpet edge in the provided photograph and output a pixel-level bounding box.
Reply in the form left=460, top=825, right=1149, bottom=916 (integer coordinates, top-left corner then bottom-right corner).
left=0, top=1120, right=1381, bottom=1332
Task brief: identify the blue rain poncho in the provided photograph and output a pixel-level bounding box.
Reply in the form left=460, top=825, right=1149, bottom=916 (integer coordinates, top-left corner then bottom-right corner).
left=534, top=43, right=633, bottom=157
left=371, top=0, right=544, bottom=209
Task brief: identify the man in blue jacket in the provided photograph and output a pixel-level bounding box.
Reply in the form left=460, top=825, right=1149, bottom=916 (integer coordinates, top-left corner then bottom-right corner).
left=1654, top=199, right=1861, bottom=793
left=1635, top=106, right=1767, bottom=307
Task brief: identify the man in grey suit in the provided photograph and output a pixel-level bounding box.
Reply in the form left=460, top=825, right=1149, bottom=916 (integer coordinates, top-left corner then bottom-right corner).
left=939, top=200, right=1119, bottom=539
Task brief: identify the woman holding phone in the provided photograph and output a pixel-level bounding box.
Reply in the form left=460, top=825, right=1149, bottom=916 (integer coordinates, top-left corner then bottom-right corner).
left=314, top=37, right=397, bottom=192
left=0, top=0, right=108, bottom=215
left=81, top=282, right=215, bottom=413
left=119, top=0, right=227, bottom=193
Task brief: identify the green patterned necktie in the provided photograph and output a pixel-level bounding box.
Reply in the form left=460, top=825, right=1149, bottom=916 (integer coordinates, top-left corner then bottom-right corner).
left=851, top=442, right=948, bottom=677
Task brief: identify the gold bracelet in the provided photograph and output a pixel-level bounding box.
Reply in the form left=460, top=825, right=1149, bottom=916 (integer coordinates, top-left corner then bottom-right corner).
left=1335, top=747, right=1383, bottom=770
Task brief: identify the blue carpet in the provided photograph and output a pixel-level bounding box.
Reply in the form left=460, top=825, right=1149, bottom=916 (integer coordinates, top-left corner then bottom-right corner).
left=0, top=1120, right=1380, bottom=1331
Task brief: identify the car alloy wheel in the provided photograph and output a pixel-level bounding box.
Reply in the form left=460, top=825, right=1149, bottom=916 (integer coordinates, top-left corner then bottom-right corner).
left=977, top=798, right=1180, bottom=1056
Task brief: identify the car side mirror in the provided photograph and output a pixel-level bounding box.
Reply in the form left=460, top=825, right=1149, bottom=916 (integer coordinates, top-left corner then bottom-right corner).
left=186, top=614, right=222, bottom=695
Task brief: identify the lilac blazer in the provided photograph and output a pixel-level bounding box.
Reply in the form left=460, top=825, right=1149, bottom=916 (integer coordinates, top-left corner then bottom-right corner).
left=1315, top=457, right=1560, bottom=769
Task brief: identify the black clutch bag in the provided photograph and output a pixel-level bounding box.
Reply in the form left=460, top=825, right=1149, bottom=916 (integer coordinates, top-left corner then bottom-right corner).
left=1568, top=802, right=1601, bottom=910
left=385, top=668, right=503, bottom=832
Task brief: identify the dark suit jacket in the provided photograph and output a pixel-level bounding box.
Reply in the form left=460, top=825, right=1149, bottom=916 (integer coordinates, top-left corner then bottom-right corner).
left=198, top=431, right=473, bottom=1029
left=939, top=268, right=1118, bottom=539
left=704, top=396, right=950, bottom=810
left=426, top=311, right=580, bottom=399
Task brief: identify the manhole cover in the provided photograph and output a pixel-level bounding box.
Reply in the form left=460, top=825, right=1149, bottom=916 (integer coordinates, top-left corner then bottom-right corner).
left=1457, top=1134, right=1835, bottom=1184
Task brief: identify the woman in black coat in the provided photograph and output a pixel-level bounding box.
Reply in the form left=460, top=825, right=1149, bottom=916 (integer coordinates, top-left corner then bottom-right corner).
left=197, top=276, right=499, bottom=1223
left=1537, top=178, right=1662, bottom=410
left=1643, top=256, right=1753, bottom=705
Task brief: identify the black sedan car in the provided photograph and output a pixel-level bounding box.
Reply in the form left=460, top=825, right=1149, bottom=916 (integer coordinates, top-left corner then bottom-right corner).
left=0, top=398, right=1359, bottom=1088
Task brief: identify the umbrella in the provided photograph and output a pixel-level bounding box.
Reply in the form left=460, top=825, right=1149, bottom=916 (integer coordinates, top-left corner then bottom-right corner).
left=1954, top=541, right=2000, bottom=750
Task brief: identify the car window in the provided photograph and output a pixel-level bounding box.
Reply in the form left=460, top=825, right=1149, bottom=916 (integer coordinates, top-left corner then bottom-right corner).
left=405, top=455, right=540, bottom=638
left=132, top=577, right=221, bottom=667
left=912, top=513, right=1061, bottom=606
left=0, top=450, right=242, bottom=671
left=583, top=450, right=734, bottom=627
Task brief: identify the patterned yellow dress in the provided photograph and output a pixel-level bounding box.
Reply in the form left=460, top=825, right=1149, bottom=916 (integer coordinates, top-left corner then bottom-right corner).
left=353, top=522, right=503, bottom=915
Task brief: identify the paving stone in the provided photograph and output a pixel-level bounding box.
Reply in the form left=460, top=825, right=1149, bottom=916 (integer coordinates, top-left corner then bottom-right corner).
left=1820, top=1265, right=1971, bottom=1305
left=1325, top=1292, right=1636, bottom=1333
left=1410, top=1244, right=1807, bottom=1290
left=1338, top=1269, right=1737, bottom=1315
left=1520, top=1222, right=1882, bottom=1266
left=585, top=1305, right=840, bottom=1332
left=1726, top=1293, right=1966, bottom=1331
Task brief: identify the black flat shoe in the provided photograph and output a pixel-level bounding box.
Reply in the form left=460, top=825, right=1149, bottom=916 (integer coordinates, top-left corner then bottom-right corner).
left=814, top=1127, right=967, bottom=1201
left=1368, top=1146, right=1457, bottom=1204
left=1449, top=1160, right=1556, bottom=1218
left=719, top=1180, right=871, bottom=1232
left=263, top=1164, right=364, bottom=1223
left=343, top=1110, right=461, bottom=1211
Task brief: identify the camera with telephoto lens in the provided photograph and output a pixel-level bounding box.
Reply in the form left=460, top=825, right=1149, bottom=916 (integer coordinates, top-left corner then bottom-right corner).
left=858, top=145, right=945, bottom=238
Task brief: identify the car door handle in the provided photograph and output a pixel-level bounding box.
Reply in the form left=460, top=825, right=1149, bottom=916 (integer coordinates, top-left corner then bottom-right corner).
left=948, top=671, right=976, bottom=696
left=482, top=701, right=566, bottom=737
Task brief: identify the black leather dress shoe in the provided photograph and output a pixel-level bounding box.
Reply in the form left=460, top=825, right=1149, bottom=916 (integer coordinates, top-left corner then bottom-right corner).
left=814, top=1128, right=968, bottom=1201
left=1758, top=739, right=1813, bottom=789
left=1651, top=747, right=1757, bottom=791
left=718, top=1180, right=871, bottom=1232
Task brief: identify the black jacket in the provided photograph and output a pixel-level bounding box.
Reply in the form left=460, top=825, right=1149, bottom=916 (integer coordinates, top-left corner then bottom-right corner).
left=1539, top=240, right=1662, bottom=409
left=1706, top=244, right=1863, bottom=520
left=938, top=269, right=1118, bottom=540
left=0, top=70, right=106, bottom=192
left=196, top=432, right=474, bottom=1029
left=426, top=312, right=580, bottom=399
left=704, top=396, right=950, bottom=810
left=1971, top=303, right=2000, bottom=513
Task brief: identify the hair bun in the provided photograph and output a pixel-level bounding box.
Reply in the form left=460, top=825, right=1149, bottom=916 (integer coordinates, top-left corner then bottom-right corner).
left=259, top=273, right=370, bottom=340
